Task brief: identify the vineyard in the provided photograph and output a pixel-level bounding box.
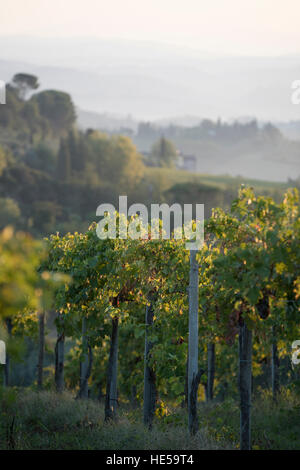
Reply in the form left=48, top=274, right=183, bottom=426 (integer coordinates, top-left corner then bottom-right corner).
left=0, top=186, right=299, bottom=450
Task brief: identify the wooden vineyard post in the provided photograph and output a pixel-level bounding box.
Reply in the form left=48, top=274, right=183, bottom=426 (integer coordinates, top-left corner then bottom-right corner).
left=188, top=249, right=200, bottom=435
left=143, top=299, right=156, bottom=429
left=239, top=319, right=252, bottom=450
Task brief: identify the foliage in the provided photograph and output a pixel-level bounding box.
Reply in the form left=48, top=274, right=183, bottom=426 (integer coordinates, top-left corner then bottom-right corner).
left=0, top=198, right=21, bottom=229
left=0, top=389, right=226, bottom=450
left=40, top=187, right=299, bottom=406
left=150, top=137, right=178, bottom=168
left=11, top=74, right=39, bottom=100
left=0, top=227, right=42, bottom=318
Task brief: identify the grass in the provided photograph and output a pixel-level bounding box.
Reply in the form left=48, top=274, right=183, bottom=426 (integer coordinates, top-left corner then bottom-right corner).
left=0, top=387, right=299, bottom=450
left=145, top=167, right=291, bottom=193
left=198, top=387, right=300, bottom=450
left=0, top=389, right=226, bottom=450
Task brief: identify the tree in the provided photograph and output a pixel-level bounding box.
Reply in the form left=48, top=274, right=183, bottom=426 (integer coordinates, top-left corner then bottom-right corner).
left=0, top=227, right=42, bottom=319
left=21, top=101, right=41, bottom=143
left=11, top=73, right=39, bottom=100
left=0, top=147, right=9, bottom=176
left=33, top=90, right=76, bottom=136
left=68, top=130, right=87, bottom=173
left=56, top=138, right=71, bottom=182
left=24, top=143, right=56, bottom=175
left=89, top=133, right=144, bottom=191
left=32, top=201, right=61, bottom=234
left=150, top=137, right=178, bottom=168
left=0, top=198, right=21, bottom=230
left=110, top=136, right=144, bottom=191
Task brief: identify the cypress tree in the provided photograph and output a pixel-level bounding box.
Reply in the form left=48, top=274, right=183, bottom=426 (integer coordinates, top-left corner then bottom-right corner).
left=56, top=137, right=71, bottom=182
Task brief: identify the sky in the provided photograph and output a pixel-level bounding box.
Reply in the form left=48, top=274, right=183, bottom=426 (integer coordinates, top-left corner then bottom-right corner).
left=1, top=0, right=300, bottom=56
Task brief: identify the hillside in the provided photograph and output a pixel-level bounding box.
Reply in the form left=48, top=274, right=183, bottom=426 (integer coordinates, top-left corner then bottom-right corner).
left=1, top=37, right=300, bottom=122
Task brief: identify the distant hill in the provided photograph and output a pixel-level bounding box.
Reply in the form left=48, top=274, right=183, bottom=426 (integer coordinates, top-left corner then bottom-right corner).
left=77, top=108, right=138, bottom=133
left=1, top=37, right=300, bottom=121
left=76, top=108, right=300, bottom=182
left=274, top=121, right=300, bottom=141
left=0, top=36, right=299, bottom=182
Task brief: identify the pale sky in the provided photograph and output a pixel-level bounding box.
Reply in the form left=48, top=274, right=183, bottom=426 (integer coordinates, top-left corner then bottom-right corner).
left=1, top=0, right=300, bottom=56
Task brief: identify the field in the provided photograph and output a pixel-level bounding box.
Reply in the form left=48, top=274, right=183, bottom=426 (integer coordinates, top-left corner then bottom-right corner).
left=145, top=167, right=291, bottom=192
left=1, top=388, right=299, bottom=450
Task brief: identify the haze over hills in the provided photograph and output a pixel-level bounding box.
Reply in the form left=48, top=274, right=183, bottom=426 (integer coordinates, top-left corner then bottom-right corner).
left=0, top=36, right=299, bottom=182
left=1, top=36, right=300, bottom=121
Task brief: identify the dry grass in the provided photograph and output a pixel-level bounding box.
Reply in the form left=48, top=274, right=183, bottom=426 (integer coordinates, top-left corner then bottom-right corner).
left=2, top=387, right=297, bottom=450
left=0, top=389, right=230, bottom=450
